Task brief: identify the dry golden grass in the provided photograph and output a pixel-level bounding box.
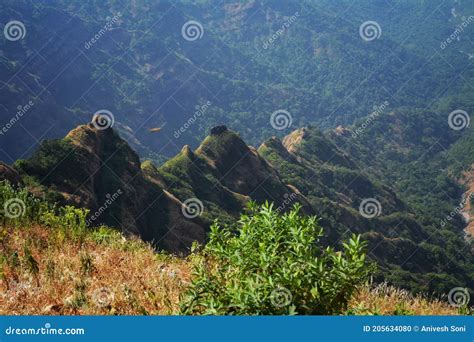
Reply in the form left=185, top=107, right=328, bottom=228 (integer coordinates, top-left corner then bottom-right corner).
left=0, top=224, right=190, bottom=315
left=348, top=283, right=457, bottom=315
left=0, top=224, right=459, bottom=315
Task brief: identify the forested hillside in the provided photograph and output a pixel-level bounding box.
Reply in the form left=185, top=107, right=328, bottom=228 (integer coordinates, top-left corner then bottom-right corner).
left=1, top=0, right=472, bottom=162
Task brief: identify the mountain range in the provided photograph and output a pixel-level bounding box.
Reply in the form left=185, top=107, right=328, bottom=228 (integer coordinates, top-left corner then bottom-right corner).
left=1, top=116, right=472, bottom=294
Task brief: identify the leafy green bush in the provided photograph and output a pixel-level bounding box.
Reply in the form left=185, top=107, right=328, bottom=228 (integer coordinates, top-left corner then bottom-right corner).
left=0, top=181, right=47, bottom=226
left=40, top=206, right=89, bottom=243
left=181, top=202, right=372, bottom=315
left=0, top=182, right=89, bottom=241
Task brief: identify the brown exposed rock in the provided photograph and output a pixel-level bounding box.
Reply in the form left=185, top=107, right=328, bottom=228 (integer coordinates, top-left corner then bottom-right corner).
left=460, top=165, right=474, bottom=238
left=282, top=127, right=307, bottom=154
left=334, top=125, right=351, bottom=136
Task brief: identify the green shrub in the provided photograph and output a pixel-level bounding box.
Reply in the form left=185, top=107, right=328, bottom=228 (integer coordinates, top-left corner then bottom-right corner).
left=181, top=202, right=372, bottom=315
left=90, top=226, right=122, bottom=245
left=0, top=181, right=47, bottom=226
left=0, top=182, right=90, bottom=243
left=40, top=206, right=89, bottom=243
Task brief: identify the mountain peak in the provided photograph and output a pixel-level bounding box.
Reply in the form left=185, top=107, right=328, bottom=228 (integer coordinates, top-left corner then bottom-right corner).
left=181, top=145, right=195, bottom=159
left=196, top=126, right=249, bottom=161
left=192, top=127, right=310, bottom=209
left=210, top=125, right=228, bottom=135
left=65, top=122, right=123, bottom=154
left=282, top=127, right=308, bottom=153
left=258, top=136, right=297, bottom=163
left=14, top=124, right=206, bottom=252
left=259, top=136, right=285, bottom=151
left=282, top=126, right=356, bottom=169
